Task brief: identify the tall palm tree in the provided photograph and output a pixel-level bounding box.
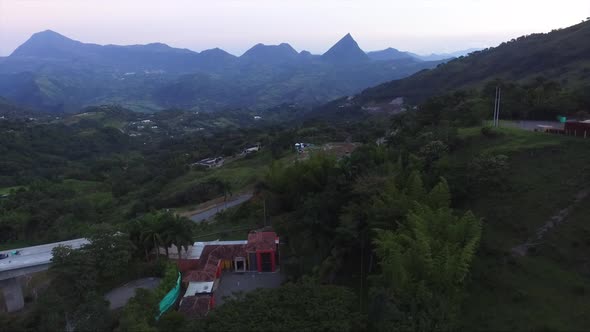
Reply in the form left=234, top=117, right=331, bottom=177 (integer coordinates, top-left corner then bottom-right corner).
left=166, top=215, right=193, bottom=259
left=141, top=223, right=163, bottom=261
left=160, top=213, right=179, bottom=258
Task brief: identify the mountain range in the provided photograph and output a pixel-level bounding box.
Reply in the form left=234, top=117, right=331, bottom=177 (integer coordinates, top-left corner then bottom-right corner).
left=356, top=20, right=590, bottom=105
left=311, top=20, right=590, bottom=120
left=367, top=47, right=479, bottom=62
left=0, top=31, right=457, bottom=112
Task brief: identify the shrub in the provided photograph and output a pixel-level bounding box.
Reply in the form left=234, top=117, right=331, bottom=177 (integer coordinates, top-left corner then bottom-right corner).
left=481, top=126, right=503, bottom=138
left=468, top=153, right=510, bottom=192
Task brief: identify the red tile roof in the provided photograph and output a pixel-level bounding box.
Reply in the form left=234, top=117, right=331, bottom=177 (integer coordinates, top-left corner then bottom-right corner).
left=183, top=244, right=247, bottom=283
left=179, top=230, right=279, bottom=318
left=245, top=231, right=277, bottom=252
left=178, top=295, right=211, bottom=318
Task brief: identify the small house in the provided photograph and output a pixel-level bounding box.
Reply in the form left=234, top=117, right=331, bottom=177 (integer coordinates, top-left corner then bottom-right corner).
left=177, top=231, right=280, bottom=318
left=193, top=157, right=224, bottom=168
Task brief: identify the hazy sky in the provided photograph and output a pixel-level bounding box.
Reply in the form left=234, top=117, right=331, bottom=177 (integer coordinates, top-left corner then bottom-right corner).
left=1, top=0, right=589, bottom=56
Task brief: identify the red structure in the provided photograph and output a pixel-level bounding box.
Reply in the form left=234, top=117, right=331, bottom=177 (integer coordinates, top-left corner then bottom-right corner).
left=246, top=231, right=279, bottom=272
left=177, top=230, right=280, bottom=318
left=564, top=121, right=590, bottom=137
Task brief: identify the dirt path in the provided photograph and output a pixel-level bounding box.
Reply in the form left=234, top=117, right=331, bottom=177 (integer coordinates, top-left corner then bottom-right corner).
left=512, top=189, right=589, bottom=256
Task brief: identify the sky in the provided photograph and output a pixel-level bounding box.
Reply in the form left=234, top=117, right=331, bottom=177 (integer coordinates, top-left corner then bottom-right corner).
left=0, top=0, right=589, bottom=56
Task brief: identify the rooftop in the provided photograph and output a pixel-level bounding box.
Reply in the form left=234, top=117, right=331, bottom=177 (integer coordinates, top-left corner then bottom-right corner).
left=183, top=244, right=247, bottom=283
left=245, top=231, right=278, bottom=252
left=178, top=295, right=212, bottom=319
left=181, top=232, right=278, bottom=284
left=184, top=281, right=215, bottom=297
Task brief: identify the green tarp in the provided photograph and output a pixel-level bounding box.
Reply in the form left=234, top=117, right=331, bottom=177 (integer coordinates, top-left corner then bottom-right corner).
left=156, top=272, right=181, bottom=320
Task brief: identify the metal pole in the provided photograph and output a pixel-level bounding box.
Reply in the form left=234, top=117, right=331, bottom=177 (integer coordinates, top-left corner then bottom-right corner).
left=496, top=87, right=501, bottom=127
left=493, top=86, right=498, bottom=127
left=359, top=234, right=364, bottom=312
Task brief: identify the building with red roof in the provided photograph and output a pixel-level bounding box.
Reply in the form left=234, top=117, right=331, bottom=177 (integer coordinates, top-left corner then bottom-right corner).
left=177, top=230, right=279, bottom=318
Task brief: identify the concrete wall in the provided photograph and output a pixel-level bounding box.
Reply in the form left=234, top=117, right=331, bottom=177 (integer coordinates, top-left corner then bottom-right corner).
left=0, top=277, right=24, bottom=312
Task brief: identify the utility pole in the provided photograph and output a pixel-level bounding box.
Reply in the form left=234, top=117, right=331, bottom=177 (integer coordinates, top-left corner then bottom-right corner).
left=359, top=234, right=364, bottom=313
left=496, top=87, right=501, bottom=127
left=493, top=86, right=498, bottom=127
left=263, top=198, right=267, bottom=227
left=493, top=86, right=502, bottom=127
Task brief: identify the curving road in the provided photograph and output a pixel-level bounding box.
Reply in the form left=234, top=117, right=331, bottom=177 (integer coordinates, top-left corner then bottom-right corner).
left=189, top=193, right=253, bottom=223
left=104, top=277, right=161, bottom=309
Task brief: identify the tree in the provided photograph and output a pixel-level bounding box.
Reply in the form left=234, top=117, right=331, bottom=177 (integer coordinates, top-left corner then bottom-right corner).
left=427, top=177, right=451, bottom=210
left=406, top=170, right=426, bottom=201
left=160, top=213, right=193, bottom=259
left=85, top=224, right=134, bottom=283
left=117, top=288, right=158, bottom=332
left=69, top=294, right=113, bottom=332
left=42, top=228, right=133, bottom=331
left=141, top=220, right=164, bottom=261
left=191, top=279, right=363, bottom=332
left=419, top=140, right=448, bottom=169
left=371, top=200, right=482, bottom=331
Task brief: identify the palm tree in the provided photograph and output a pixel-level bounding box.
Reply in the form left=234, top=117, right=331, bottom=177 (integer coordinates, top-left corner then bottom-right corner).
left=160, top=213, right=179, bottom=258
left=141, top=222, right=163, bottom=261
left=126, top=219, right=145, bottom=259
left=155, top=212, right=193, bottom=259
left=164, top=215, right=193, bottom=259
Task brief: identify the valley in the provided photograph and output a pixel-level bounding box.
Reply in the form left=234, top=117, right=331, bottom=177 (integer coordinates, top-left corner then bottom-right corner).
left=1, top=7, right=590, bottom=332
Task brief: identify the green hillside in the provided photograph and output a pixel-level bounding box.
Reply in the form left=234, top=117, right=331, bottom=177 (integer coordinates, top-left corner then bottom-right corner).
left=449, top=128, right=590, bottom=331
left=359, top=20, right=590, bottom=104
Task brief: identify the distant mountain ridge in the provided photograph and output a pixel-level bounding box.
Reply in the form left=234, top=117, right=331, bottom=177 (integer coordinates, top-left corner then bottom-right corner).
left=367, top=47, right=481, bottom=62
left=348, top=20, right=590, bottom=107
left=367, top=48, right=414, bottom=61
left=0, top=30, right=450, bottom=112
left=240, top=43, right=300, bottom=64
left=407, top=48, right=482, bottom=61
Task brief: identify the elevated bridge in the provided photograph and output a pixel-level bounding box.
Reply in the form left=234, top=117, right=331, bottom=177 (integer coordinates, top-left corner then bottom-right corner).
left=0, top=238, right=88, bottom=312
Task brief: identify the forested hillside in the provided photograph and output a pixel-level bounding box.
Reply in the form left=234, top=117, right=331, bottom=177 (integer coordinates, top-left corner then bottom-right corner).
left=3, top=91, right=590, bottom=331
left=358, top=19, right=590, bottom=104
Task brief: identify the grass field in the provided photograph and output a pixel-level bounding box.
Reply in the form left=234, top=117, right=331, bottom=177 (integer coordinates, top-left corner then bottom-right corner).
left=0, top=186, right=24, bottom=195
left=191, top=199, right=265, bottom=241
left=455, top=127, right=590, bottom=331
left=162, top=151, right=274, bottom=198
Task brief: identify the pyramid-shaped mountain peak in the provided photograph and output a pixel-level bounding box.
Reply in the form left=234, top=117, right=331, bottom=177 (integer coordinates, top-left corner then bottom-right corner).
left=321, top=33, right=369, bottom=64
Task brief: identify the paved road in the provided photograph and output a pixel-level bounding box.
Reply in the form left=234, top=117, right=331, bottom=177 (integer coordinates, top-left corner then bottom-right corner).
left=189, top=193, right=253, bottom=223
left=513, top=120, right=564, bottom=131
left=0, top=239, right=88, bottom=277
left=214, top=272, right=284, bottom=306
left=104, top=277, right=161, bottom=309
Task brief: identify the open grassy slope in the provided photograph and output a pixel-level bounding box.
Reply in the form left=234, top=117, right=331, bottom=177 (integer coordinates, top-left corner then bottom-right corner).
left=452, top=128, right=590, bottom=331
